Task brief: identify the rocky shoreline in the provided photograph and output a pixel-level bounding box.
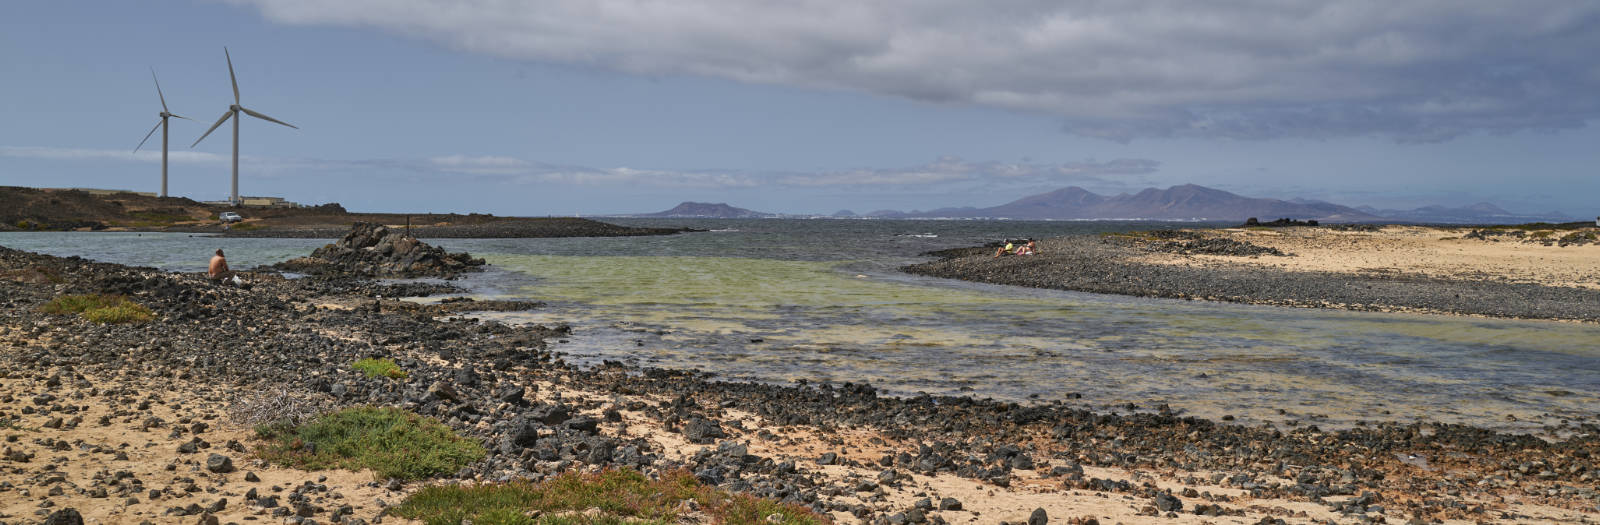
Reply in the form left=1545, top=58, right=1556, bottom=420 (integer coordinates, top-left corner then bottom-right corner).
left=3, top=242, right=1598, bottom=524
left=903, top=231, right=1600, bottom=323
left=217, top=217, right=700, bottom=239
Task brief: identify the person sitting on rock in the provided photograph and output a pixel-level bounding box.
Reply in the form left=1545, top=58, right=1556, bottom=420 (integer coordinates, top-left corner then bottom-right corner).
left=208, top=249, right=232, bottom=282
left=1015, top=240, right=1039, bottom=256
left=994, top=242, right=1015, bottom=258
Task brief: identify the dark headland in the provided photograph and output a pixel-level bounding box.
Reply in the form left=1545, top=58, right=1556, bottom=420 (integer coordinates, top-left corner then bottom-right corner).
left=0, top=186, right=695, bottom=238
left=2, top=225, right=1598, bottom=523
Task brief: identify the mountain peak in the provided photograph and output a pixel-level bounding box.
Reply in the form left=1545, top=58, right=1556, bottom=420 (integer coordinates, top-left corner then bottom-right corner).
left=639, top=201, right=769, bottom=218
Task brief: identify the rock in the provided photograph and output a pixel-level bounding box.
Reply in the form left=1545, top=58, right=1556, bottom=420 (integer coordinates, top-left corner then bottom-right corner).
left=42, top=508, right=84, bottom=525
left=1028, top=508, right=1047, bottom=525
left=272, top=222, right=485, bottom=278
left=205, top=454, right=234, bottom=473
left=682, top=417, right=726, bottom=444
left=244, top=471, right=260, bottom=482
left=494, top=385, right=525, bottom=405
left=427, top=380, right=460, bottom=403
left=531, top=403, right=572, bottom=425
left=817, top=452, right=838, bottom=466
left=500, top=418, right=540, bottom=454
left=939, top=497, right=962, bottom=511
left=1155, top=492, right=1182, bottom=512
left=176, top=441, right=198, bottom=454
left=566, top=417, right=600, bottom=434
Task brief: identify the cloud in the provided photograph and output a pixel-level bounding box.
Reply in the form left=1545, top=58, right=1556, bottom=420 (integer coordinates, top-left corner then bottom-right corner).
left=226, top=0, right=1600, bottom=141
left=427, top=155, right=531, bottom=175
left=436, top=155, right=1158, bottom=189
left=0, top=146, right=228, bottom=164
left=5, top=145, right=1155, bottom=189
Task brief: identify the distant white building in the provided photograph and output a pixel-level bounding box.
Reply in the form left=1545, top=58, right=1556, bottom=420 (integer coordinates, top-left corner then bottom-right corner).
left=202, top=196, right=302, bottom=208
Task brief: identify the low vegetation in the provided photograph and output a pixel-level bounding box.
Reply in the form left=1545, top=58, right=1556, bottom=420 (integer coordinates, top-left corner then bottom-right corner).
left=40, top=294, right=154, bottom=323
left=353, top=357, right=408, bottom=379
left=391, top=469, right=828, bottom=525
left=255, top=406, right=483, bottom=481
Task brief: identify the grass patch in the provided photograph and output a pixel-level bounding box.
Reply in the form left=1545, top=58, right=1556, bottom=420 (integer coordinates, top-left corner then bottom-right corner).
left=255, top=406, right=483, bottom=481
left=1530, top=230, right=1554, bottom=239
left=353, top=358, right=408, bottom=379
left=40, top=294, right=153, bottom=324
left=392, top=469, right=828, bottom=525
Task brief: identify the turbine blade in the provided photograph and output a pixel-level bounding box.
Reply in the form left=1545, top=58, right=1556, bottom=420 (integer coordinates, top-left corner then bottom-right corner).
left=225, top=47, right=240, bottom=104
left=134, top=119, right=162, bottom=153
left=152, top=68, right=169, bottom=113
left=191, top=110, right=234, bottom=147
left=170, top=113, right=195, bottom=122
left=240, top=106, right=298, bottom=129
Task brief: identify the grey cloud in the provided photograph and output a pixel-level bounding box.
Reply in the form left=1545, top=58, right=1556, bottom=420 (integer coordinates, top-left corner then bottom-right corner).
left=227, top=0, right=1600, bottom=141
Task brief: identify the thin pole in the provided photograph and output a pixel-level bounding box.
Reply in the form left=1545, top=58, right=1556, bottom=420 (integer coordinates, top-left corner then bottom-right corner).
left=231, top=109, right=239, bottom=205
left=160, top=117, right=169, bottom=197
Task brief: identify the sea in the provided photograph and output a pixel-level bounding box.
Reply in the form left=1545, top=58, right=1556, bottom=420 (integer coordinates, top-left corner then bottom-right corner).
left=3, top=218, right=1597, bottom=435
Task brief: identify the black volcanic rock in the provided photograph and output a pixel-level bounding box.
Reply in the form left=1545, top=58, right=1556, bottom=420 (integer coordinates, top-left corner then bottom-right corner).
left=639, top=202, right=769, bottom=218
left=273, top=222, right=485, bottom=278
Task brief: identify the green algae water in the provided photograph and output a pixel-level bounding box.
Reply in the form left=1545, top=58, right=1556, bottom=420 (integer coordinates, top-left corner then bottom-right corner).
left=5, top=219, right=1598, bottom=433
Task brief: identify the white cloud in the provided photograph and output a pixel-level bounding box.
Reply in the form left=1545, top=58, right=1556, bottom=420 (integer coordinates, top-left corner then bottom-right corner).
left=225, top=0, right=1600, bottom=141
left=427, top=155, right=531, bottom=175
left=0, top=146, right=227, bottom=164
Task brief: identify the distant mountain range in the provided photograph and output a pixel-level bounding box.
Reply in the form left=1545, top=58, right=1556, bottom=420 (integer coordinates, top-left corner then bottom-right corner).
left=630, top=185, right=1576, bottom=223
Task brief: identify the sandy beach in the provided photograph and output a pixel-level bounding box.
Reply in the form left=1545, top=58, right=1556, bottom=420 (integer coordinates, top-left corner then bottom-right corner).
left=904, top=225, right=1600, bottom=322
left=1138, top=226, right=1600, bottom=291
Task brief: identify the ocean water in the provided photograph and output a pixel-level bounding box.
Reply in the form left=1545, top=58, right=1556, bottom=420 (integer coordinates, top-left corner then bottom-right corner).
left=4, top=219, right=1597, bottom=434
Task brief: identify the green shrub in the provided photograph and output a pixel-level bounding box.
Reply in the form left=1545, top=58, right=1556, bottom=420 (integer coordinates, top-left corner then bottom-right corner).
left=40, top=294, right=153, bottom=324
left=392, top=469, right=828, bottom=525
left=353, top=358, right=408, bottom=379
left=255, top=406, right=483, bottom=481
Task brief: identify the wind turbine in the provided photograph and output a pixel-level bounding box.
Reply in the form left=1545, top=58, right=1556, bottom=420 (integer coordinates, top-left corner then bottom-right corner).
left=134, top=69, right=192, bottom=197
left=191, top=47, right=298, bottom=205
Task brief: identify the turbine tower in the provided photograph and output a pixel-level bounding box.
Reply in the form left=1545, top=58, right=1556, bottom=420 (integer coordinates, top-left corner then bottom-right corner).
left=134, top=69, right=192, bottom=197
left=192, top=47, right=298, bottom=205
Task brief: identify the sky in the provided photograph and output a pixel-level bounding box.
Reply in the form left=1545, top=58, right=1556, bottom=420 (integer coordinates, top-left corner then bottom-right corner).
left=2, top=1, right=1598, bottom=216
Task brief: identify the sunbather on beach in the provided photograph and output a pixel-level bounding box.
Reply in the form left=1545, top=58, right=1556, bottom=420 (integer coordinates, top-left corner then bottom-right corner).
left=208, top=249, right=232, bottom=282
